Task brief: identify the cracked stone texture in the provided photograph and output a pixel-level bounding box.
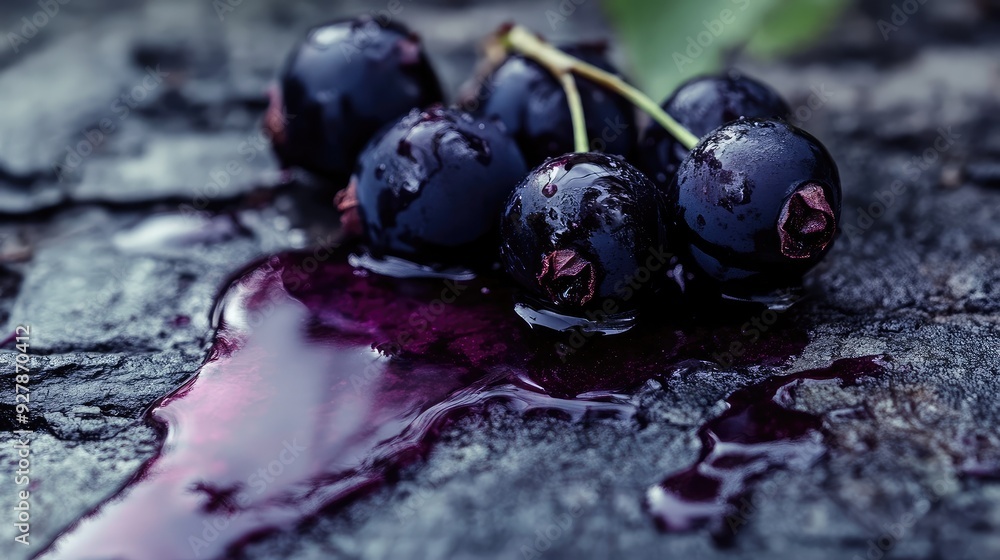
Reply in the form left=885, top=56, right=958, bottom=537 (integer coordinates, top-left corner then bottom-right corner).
left=2, top=0, right=1000, bottom=559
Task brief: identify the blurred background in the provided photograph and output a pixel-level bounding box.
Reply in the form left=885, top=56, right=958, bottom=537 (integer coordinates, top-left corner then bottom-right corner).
left=2, top=1, right=1000, bottom=559
left=1, top=0, right=999, bottom=213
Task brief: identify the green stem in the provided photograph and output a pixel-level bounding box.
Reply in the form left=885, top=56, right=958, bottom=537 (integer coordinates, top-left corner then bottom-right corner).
left=502, top=25, right=699, bottom=151
left=501, top=27, right=590, bottom=153
left=559, top=73, right=590, bottom=153
left=573, top=64, right=699, bottom=150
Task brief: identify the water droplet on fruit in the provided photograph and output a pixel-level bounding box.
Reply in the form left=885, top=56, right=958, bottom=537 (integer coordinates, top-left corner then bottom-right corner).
left=311, top=26, right=351, bottom=47
left=513, top=300, right=637, bottom=335
left=348, top=251, right=476, bottom=280
left=719, top=286, right=805, bottom=311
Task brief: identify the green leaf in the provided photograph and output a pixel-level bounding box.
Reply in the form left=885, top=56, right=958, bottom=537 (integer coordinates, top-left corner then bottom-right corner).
left=603, top=0, right=849, bottom=102
left=747, top=0, right=850, bottom=57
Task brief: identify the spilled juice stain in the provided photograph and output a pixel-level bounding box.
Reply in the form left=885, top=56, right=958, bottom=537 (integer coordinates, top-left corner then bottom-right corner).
left=38, top=241, right=844, bottom=559
left=37, top=252, right=634, bottom=560
left=646, top=356, right=887, bottom=539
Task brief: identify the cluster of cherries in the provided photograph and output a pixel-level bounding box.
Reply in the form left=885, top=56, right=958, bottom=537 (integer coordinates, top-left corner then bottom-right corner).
left=266, top=17, right=842, bottom=330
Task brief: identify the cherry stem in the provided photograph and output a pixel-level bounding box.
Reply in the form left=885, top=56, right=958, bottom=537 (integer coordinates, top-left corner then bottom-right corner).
left=559, top=73, right=590, bottom=153
left=501, top=25, right=700, bottom=151
left=499, top=27, right=590, bottom=153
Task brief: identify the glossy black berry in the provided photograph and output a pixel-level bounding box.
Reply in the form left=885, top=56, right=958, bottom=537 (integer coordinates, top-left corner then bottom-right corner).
left=468, top=44, right=636, bottom=168
left=639, top=74, right=790, bottom=190
left=666, top=118, right=841, bottom=297
left=267, top=17, right=443, bottom=182
left=340, top=106, right=528, bottom=265
left=500, top=153, right=667, bottom=312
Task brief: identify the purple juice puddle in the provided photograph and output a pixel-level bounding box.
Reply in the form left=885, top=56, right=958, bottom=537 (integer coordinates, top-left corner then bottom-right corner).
left=37, top=251, right=636, bottom=560
left=36, top=235, right=829, bottom=559
left=646, top=356, right=888, bottom=541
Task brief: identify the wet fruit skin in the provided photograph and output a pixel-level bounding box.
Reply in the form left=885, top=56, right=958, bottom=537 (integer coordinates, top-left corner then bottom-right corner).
left=269, top=17, right=444, bottom=182
left=666, top=118, right=841, bottom=297
left=500, top=153, right=667, bottom=312
left=349, top=105, right=528, bottom=264
left=639, top=74, right=790, bottom=190
left=469, top=44, right=637, bottom=168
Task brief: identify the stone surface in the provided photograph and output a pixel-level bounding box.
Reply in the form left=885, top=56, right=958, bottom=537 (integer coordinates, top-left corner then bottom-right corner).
left=1, top=0, right=1000, bottom=559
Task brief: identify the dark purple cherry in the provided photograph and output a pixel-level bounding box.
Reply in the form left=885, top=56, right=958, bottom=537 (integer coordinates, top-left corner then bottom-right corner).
left=339, top=106, right=528, bottom=266
left=267, top=17, right=443, bottom=182
left=467, top=44, right=637, bottom=167
left=666, top=118, right=841, bottom=298
left=500, top=153, right=668, bottom=312
left=639, top=74, right=790, bottom=190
